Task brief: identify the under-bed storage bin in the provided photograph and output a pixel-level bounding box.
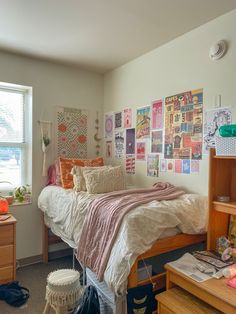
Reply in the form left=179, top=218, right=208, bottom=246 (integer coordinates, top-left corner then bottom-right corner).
left=86, top=268, right=126, bottom=314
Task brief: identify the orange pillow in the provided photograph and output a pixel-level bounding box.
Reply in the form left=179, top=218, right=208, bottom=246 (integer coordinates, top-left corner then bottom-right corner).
left=59, top=157, right=104, bottom=189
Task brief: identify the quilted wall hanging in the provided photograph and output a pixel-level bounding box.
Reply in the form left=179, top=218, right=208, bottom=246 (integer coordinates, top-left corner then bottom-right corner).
left=56, top=107, right=88, bottom=158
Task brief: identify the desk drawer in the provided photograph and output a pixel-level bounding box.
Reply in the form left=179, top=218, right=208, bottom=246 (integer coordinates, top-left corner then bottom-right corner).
left=0, top=224, right=14, bottom=245
left=0, top=266, right=14, bottom=284
left=0, top=245, right=14, bottom=267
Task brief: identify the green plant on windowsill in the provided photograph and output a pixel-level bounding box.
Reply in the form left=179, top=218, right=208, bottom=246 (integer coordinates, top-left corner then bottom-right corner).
left=14, top=185, right=31, bottom=203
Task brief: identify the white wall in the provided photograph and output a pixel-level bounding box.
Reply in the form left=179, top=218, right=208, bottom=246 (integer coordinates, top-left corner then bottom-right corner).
left=104, top=9, right=236, bottom=195
left=0, top=51, right=103, bottom=259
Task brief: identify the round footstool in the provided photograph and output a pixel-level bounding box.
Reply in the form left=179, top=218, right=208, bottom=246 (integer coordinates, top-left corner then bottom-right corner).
left=43, top=269, right=82, bottom=314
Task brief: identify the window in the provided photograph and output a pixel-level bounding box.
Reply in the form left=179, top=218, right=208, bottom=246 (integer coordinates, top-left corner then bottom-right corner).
left=0, top=83, right=32, bottom=193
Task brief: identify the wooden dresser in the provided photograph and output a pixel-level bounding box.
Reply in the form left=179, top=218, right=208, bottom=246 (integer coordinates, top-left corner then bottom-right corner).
left=0, top=215, right=17, bottom=284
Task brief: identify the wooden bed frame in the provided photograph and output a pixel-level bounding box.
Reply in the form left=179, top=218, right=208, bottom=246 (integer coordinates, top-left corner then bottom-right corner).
left=42, top=215, right=206, bottom=292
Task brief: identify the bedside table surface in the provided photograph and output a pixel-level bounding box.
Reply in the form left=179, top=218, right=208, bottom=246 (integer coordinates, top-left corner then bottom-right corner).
left=0, top=215, right=17, bottom=225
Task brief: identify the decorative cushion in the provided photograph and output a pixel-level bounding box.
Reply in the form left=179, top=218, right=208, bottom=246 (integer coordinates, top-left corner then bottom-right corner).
left=83, top=165, right=126, bottom=194
left=59, top=157, right=104, bottom=189
left=71, top=165, right=111, bottom=192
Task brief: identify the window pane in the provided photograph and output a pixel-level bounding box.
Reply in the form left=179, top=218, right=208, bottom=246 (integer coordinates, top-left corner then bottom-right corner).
left=0, top=147, right=21, bottom=188
left=0, top=90, right=24, bottom=143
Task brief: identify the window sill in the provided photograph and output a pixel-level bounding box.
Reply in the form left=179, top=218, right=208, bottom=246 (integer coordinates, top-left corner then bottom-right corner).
left=9, top=200, right=32, bottom=207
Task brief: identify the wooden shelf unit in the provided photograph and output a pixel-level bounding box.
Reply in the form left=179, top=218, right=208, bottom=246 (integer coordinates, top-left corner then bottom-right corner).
left=207, top=148, right=236, bottom=250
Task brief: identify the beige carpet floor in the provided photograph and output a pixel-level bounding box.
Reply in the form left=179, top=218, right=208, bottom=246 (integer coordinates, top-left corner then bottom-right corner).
left=0, top=256, right=81, bottom=314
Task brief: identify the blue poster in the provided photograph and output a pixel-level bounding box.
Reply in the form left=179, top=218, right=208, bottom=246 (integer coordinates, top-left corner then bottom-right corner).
left=183, top=159, right=190, bottom=174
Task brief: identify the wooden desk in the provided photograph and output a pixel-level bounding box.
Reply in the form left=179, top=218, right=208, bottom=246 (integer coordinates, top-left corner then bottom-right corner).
left=165, top=264, right=236, bottom=314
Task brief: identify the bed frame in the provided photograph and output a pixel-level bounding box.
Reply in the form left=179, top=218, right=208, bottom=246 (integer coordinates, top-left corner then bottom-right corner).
left=42, top=215, right=206, bottom=292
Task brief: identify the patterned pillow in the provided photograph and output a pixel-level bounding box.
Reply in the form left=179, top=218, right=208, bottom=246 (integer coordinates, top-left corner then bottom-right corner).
left=83, top=166, right=126, bottom=194
left=71, top=165, right=110, bottom=192
left=47, top=159, right=62, bottom=186
left=59, top=157, right=104, bottom=189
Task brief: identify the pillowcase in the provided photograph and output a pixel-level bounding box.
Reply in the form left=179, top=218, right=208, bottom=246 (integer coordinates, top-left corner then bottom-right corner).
left=71, top=165, right=110, bottom=192
left=47, top=159, right=62, bottom=186
left=83, top=165, right=126, bottom=194
left=59, top=157, right=104, bottom=189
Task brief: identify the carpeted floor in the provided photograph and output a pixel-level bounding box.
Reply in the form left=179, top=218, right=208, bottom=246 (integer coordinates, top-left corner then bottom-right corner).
left=0, top=256, right=81, bottom=314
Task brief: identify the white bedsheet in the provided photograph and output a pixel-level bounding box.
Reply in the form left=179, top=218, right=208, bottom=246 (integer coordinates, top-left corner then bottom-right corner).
left=38, top=186, right=207, bottom=294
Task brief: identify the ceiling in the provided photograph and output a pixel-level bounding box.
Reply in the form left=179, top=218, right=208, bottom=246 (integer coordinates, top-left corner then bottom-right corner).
left=0, top=0, right=236, bottom=74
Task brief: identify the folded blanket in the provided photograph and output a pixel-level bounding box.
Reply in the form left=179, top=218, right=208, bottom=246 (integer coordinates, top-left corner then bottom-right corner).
left=78, top=182, right=184, bottom=280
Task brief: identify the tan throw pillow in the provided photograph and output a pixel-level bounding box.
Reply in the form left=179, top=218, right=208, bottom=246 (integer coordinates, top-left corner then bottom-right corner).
left=83, top=166, right=126, bottom=194
left=71, top=166, right=110, bottom=192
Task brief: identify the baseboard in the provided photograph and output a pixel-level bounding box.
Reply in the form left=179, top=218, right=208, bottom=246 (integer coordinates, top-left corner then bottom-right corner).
left=18, top=248, right=73, bottom=267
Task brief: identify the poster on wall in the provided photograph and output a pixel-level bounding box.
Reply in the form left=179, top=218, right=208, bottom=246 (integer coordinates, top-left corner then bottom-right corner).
left=182, top=159, right=191, bottom=174
left=126, top=155, right=135, bottom=174
left=152, top=99, right=163, bottom=129
left=191, top=160, right=200, bottom=174
left=174, top=160, right=182, bottom=173
left=124, top=108, right=132, bottom=128
left=56, top=107, right=88, bottom=158
left=160, top=159, right=166, bottom=172
left=147, top=154, right=159, bottom=177
left=115, top=130, right=125, bottom=159
left=203, top=107, right=232, bottom=152
left=164, top=89, right=203, bottom=160
left=136, top=106, right=151, bottom=139
left=106, top=141, right=112, bottom=158
left=136, top=142, right=146, bottom=161
left=126, top=128, right=135, bottom=155
left=151, top=130, right=163, bottom=153
left=115, top=111, right=123, bottom=129
left=104, top=113, right=113, bottom=138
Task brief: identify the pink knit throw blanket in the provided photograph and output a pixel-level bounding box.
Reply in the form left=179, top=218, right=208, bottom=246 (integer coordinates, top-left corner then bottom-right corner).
left=77, top=182, right=184, bottom=280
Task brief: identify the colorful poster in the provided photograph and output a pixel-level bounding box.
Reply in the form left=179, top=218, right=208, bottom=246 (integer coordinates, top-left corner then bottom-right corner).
left=160, top=159, right=166, bottom=172
left=126, top=128, right=135, bottom=155
left=191, top=160, right=200, bottom=174
left=147, top=154, right=159, bottom=177
left=124, top=108, right=132, bottom=128
left=115, top=130, right=125, bottom=159
left=106, top=141, right=112, bottom=158
left=126, top=155, right=135, bottom=174
left=203, top=107, right=232, bottom=152
left=166, top=160, right=174, bottom=172
left=152, top=99, right=163, bottom=129
left=136, top=142, right=146, bottom=161
left=174, top=160, right=182, bottom=173
left=183, top=159, right=191, bottom=174
left=56, top=107, right=88, bottom=158
left=164, top=89, right=203, bottom=159
left=104, top=113, right=113, bottom=138
left=136, top=106, right=151, bottom=139
left=115, top=111, right=122, bottom=129
left=151, top=130, right=163, bottom=153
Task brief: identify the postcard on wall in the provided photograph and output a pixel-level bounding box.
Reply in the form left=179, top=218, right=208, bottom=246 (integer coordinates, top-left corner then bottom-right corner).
left=152, top=99, right=163, bottom=129
left=124, top=108, right=132, bottom=128
left=203, top=107, right=232, bottom=153
left=115, top=111, right=123, bottom=129
left=115, top=130, right=125, bottom=159
left=147, top=154, right=159, bottom=177
left=191, top=160, right=200, bottom=174
left=164, top=89, right=203, bottom=160
left=126, top=128, right=135, bottom=155
left=151, top=130, right=163, bottom=153
left=126, top=155, right=135, bottom=174
left=104, top=113, right=113, bottom=138
left=183, top=159, right=191, bottom=174
left=160, top=159, right=166, bottom=172
left=174, top=160, right=182, bottom=173
left=166, top=160, right=174, bottom=172
left=106, top=141, right=112, bottom=158
left=136, top=106, right=151, bottom=139
left=136, top=142, right=146, bottom=161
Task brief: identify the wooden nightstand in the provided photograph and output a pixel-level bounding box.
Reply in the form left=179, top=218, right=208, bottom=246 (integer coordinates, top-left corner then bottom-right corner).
left=0, top=215, right=17, bottom=284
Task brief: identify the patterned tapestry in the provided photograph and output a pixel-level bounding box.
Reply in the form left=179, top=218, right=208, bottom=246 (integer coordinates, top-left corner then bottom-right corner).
left=56, top=107, right=88, bottom=158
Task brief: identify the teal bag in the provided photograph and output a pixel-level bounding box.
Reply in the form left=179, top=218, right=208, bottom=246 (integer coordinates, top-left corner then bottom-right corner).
left=219, top=125, right=236, bottom=137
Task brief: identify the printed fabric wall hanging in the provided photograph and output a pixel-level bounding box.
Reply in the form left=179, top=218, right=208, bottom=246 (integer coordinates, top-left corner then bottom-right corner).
left=56, top=107, right=88, bottom=158
left=164, top=89, right=203, bottom=160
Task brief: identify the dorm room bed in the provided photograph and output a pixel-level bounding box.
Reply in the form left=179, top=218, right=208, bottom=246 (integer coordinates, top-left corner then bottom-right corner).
left=38, top=185, right=207, bottom=297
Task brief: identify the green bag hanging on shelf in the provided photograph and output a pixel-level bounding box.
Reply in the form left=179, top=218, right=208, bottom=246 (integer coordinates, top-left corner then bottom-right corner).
left=219, top=125, right=236, bottom=137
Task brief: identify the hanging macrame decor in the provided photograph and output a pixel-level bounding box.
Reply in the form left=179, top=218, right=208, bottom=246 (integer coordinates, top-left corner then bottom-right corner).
left=39, top=120, right=52, bottom=176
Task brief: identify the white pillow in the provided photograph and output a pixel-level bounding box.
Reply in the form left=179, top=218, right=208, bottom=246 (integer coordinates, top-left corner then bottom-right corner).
left=83, top=165, right=126, bottom=194
left=71, top=165, right=110, bottom=192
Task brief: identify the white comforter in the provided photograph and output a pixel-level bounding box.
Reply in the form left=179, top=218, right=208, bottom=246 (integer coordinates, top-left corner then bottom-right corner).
left=38, top=186, right=207, bottom=294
